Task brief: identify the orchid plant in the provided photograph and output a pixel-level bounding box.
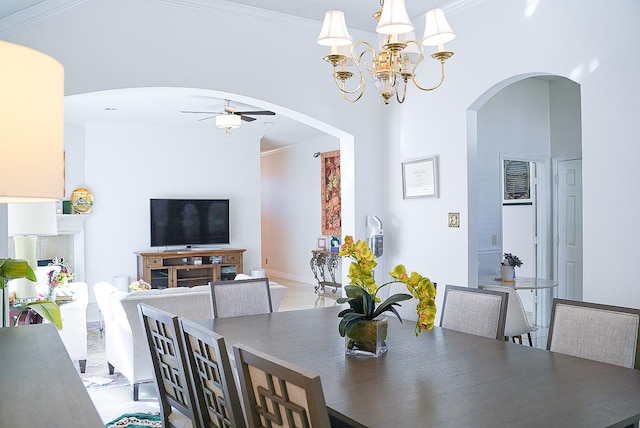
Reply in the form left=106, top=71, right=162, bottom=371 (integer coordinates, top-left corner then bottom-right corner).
left=337, top=236, right=437, bottom=336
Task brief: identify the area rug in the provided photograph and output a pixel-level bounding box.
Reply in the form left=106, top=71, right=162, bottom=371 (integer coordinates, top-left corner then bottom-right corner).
left=80, top=322, right=130, bottom=390
left=104, top=412, right=161, bottom=428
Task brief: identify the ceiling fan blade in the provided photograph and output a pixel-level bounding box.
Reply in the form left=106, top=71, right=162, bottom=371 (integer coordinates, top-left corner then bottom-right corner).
left=235, top=110, right=275, bottom=116
left=197, top=116, right=216, bottom=122
left=240, top=115, right=256, bottom=122
left=180, top=110, right=221, bottom=114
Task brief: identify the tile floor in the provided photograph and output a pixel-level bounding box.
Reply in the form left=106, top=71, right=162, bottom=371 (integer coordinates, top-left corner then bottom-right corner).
left=88, top=278, right=549, bottom=423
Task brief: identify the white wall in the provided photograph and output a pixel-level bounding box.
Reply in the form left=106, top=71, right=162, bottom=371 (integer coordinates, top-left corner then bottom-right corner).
left=261, top=135, right=340, bottom=284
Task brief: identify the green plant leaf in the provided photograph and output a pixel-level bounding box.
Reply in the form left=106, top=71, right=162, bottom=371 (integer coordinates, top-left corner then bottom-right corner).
left=371, top=292, right=412, bottom=319
left=338, top=312, right=366, bottom=337
left=23, top=301, right=62, bottom=330
left=0, top=258, right=37, bottom=289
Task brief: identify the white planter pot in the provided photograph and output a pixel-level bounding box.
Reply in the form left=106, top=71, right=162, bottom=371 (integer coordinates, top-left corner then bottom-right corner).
left=501, top=265, right=516, bottom=282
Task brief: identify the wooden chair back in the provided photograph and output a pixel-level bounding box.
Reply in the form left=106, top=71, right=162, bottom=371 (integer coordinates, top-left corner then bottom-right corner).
left=179, top=317, right=246, bottom=428
left=233, top=343, right=331, bottom=428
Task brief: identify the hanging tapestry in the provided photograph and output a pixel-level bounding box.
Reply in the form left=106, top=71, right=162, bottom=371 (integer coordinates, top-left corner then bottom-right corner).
left=321, top=150, right=341, bottom=235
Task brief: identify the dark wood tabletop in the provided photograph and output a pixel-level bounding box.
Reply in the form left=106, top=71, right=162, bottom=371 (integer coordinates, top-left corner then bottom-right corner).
left=0, top=323, right=103, bottom=427
left=198, top=306, right=640, bottom=428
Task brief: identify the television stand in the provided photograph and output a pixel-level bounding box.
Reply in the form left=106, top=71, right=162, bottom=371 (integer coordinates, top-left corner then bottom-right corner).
left=135, top=248, right=245, bottom=289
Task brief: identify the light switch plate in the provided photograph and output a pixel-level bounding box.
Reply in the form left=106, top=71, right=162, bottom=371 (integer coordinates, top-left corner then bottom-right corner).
left=448, top=212, right=460, bottom=228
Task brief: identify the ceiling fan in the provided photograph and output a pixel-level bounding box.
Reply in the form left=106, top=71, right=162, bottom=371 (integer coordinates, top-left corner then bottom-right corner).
left=180, top=101, right=275, bottom=123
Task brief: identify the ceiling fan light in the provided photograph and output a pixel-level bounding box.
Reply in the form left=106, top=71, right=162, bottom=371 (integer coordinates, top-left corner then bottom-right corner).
left=216, top=114, right=241, bottom=129
left=422, top=9, right=456, bottom=47
left=376, top=0, right=414, bottom=36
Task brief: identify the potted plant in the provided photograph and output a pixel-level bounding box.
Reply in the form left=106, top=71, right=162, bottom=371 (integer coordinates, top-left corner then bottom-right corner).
left=501, top=253, right=522, bottom=282
left=1, top=258, right=61, bottom=328
left=337, top=236, right=437, bottom=357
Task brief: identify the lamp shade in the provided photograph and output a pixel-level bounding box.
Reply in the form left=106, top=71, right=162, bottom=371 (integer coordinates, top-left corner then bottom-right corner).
left=216, top=114, right=242, bottom=129
left=0, top=41, right=64, bottom=202
left=317, top=11, right=353, bottom=46
left=422, top=9, right=456, bottom=47
left=376, top=0, right=414, bottom=36
left=8, top=202, right=58, bottom=236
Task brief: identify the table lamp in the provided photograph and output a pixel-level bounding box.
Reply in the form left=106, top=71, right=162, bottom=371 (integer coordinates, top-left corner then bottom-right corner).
left=8, top=202, right=58, bottom=300
left=0, top=40, right=64, bottom=318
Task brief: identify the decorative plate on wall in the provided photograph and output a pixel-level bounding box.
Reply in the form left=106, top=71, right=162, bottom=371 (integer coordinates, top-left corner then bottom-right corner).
left=70, top=187, right=94, bottom=214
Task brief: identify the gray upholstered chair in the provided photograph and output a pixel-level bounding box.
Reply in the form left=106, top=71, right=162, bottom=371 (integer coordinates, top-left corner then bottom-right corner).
left=209, top=278, right=273, bottom=319
left=547, top=298, right=640, bottom=369
left=137, top=303, right=200, bottom=428
left=233, top=343, right=331, bottom=428
left=440, top=285, right=509, bottom=340
left=483, top=285, right=538, bottom=346
left=178, top=317, right=246, bottom=428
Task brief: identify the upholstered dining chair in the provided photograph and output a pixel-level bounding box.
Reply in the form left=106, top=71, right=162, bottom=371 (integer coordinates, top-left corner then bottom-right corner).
left=178, top=317, right=246, bottom=428
left=547, top=298, right=640, bottom=369
left=137, top=303, right=200, bottom=428
left=483, top=285, right=538, bottom=346
left=209, top=278, right=273, bottom=319
left=233, top=343, right=332, bottom=428
left=440, top=285, right=509, bottom=340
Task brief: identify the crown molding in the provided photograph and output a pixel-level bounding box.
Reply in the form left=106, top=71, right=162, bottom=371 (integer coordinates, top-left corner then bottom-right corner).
left=0, top=0, right=87, bottom=36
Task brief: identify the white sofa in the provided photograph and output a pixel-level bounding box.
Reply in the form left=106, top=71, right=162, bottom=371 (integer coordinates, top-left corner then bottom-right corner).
left=94, top=278, right=287, bottom=400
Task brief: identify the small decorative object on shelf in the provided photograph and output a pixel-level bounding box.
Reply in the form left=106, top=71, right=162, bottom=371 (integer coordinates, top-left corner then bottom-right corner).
left=46, top=258, right=74, bottom=301
left=129, top=279, right=152, bottom=292
left=70, top=187, right=94, bottom=214
left=500, top=253, right=522, bottom=283
left=330, top=236, right=340, bottom=252
left=337, top=236, right=437, bottom=357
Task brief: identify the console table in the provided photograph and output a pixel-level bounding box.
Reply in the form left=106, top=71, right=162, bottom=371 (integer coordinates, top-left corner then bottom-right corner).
left=136, top=249, right=245, bottom=289
left=310, top=250, right=341, bottom=293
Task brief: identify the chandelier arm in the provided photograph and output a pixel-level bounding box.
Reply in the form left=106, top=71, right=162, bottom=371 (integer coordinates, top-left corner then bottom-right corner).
left=411, top=56, right=448, bottom=92
left=396, top=80, right=408, bottom=103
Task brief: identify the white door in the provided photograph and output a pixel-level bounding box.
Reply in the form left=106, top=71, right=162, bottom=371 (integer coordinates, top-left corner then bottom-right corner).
left=555, top=159, right=583, bottom=300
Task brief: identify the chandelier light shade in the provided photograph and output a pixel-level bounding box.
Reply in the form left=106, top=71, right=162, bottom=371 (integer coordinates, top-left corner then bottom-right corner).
left=0, top=40, right=64, bottom=202
left=317, top=2, right=456, bottom=104
left=376, top=0, right=413, bottom=35
left=216, top=113, right=242, bottom=136
left=317, top=11, right=352, bottom=47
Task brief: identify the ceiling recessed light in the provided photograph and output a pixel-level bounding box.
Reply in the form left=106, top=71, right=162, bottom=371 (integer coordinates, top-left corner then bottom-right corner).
left=104, top=107, right=117, bottom=111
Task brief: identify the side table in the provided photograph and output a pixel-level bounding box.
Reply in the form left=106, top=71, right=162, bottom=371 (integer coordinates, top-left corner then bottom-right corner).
left=310, top=250, right=342, bottom=294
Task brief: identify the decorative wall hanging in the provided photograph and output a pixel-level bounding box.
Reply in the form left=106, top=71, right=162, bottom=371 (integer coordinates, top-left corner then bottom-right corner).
left=402, top=156, right=439, bottom=199
left=321, top=150, right=341, bottom=235
left=503, top=160, right=531, bottom=202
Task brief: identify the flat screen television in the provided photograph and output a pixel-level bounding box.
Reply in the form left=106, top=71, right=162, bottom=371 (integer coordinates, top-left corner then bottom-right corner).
left=150, top=198, right=230, bottom=247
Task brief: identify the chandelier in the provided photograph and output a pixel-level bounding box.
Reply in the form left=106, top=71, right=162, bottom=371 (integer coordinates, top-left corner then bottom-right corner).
left=317, top=0, right=456, bottom=104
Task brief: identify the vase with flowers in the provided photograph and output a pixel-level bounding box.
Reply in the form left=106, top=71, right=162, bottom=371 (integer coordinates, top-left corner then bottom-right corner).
left=46, top=259, right=74, bottom=301
left=129, top=279, right=152, bottom=292
left=500, top=253, right=522, bottom=282
left=337, top=236, right=437, bottom=357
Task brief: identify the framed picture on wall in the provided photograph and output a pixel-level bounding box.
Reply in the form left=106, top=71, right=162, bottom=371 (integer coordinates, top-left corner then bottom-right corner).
left=317, top=237, right=327, bottom=250
left=321, top=150, right=341, bottom=235
left=402, top=156, right=439, bottom=199
left=503, top=159, right=531, bottom=203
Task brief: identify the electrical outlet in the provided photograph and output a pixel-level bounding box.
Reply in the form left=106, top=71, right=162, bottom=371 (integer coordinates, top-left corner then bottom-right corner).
left=492, top=234, right=497, bottom=245
left=448, top=212, right=460, bottom=228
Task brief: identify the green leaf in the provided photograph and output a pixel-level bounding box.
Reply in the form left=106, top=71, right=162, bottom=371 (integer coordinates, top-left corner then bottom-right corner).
left=338, top=312, right=366, bottom=337
left=0, top=258, right=37, bottom=289
left=24, top=301, right=62, bottom=330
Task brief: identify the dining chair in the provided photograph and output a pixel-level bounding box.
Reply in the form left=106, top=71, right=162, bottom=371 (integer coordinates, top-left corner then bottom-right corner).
left=232, top=343, right=331, bottom=428
left=178, top=317, right=246, bottom=428
left=209, top=278, right=273, bottom=319
left=440, top=284, right=509, bottom=340
left=483, top=285, right=538, bottom=346
left=137, top=303, right=200, bottom=428
left=547, top=298, right=640, bottom=369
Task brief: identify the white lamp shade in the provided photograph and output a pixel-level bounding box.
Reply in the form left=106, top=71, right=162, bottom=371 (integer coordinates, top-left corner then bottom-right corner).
left=317, top=11, right=353, bottom=46
left=422, top=9, right=456, bottom=47
left=376, top=0, right=414, bottom=35
left=0, top=41, right=64, bottom=202
left=216, top=114, right=242, bottom=129
left=8, top=202, right=58, bottom=236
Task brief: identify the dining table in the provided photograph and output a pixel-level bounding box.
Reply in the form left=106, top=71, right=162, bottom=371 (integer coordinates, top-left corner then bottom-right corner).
left=198, top=306, right=640, bottom=428
left=0, top=323, right=104, bottom=427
